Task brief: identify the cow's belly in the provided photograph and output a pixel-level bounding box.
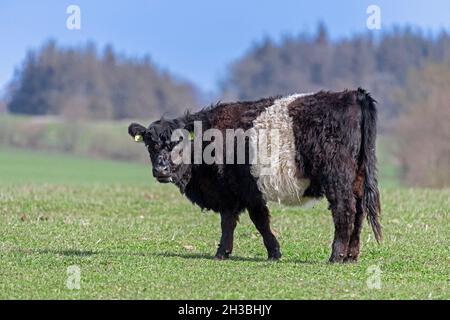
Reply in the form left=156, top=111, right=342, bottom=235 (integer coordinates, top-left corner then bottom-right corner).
left=249, top=93, right=316, bottom=207
left=255, top=174, right=315, bottom=206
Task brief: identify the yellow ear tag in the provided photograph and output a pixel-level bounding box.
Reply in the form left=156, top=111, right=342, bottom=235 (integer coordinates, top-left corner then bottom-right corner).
left=188, top=131, right=195, bottom=141
left=134, top=134, right=144, bottom=143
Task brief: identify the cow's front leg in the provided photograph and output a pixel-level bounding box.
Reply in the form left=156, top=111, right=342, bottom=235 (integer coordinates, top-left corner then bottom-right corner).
left=248, top=205, right=281, bottom=260
left=215, top=212, right=238, bottom=260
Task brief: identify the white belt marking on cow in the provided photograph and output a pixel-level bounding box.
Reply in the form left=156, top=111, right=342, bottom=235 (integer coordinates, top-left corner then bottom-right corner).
left=250, top=93, right=316, bottom=206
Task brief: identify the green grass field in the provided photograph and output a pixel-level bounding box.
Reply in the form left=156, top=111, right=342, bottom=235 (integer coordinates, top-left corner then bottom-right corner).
left=0, top=147, right=448, bottom=299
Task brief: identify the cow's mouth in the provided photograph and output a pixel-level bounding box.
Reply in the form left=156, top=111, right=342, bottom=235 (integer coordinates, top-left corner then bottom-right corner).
left=156, top=176, right=172, bottom=183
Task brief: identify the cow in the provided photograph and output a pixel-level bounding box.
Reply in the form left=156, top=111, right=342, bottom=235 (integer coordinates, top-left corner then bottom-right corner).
left=128, top=88, right=381, bottom=263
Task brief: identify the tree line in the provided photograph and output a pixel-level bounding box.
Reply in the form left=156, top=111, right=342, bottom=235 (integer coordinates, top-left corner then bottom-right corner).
left=6, top=41, right=199, bottom=120
left=6, top=26, right=450, bottom=123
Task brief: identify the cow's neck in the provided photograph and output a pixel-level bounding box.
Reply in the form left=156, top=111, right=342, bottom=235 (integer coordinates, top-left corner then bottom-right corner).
left=172, top=164, right=193, bottom=194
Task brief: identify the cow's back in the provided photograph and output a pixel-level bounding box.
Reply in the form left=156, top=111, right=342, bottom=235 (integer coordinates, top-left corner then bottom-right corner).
left=203, top=91, right=360, bottom=206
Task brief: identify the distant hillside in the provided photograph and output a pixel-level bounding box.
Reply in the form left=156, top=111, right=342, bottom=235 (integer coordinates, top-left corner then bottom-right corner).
left=0, top=114, right=148, bottom=163
left=6, top=41, right=200, bottom=120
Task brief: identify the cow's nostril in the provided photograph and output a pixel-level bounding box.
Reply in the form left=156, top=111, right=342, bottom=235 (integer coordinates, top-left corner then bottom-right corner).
left=154, top=166, right=170, bottom=177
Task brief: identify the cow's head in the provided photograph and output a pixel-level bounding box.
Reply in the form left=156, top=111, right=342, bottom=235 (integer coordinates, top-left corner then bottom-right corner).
left=128, top=118, right=187, bottom=183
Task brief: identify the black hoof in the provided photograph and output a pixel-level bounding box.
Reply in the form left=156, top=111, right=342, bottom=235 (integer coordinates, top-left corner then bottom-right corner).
left=268, top=249, right=282, bottom=261
left=329, top=253, right=345, bottom=263
left=214, top=251, right=231, bottom=260
left=343, top=254, right=359, bottom=263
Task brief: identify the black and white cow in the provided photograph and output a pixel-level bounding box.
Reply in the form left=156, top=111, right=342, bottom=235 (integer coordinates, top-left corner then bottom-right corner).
left=128, top=88, right=381, bottom=263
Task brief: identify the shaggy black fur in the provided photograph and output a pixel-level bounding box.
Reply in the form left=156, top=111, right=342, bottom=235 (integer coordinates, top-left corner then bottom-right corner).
left=128, top=88, right=381, bottom=263
left=288, top=88, right=381, bottom=262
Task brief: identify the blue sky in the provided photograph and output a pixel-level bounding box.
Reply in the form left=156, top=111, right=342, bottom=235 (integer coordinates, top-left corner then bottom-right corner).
left=0, top=0, right=449, bottom=95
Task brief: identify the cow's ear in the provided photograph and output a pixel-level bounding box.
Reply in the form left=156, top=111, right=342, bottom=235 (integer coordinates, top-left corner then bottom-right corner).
left=128, top=123, right=147, bottom=142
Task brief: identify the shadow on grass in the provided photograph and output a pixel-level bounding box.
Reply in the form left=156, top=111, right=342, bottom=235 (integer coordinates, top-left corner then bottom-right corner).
left=30, top=249, right=99, bottom=257
left=153, top=251, right=269, bottom=263
left=20, top=248, right=320, bottom=264
left=155, top=252, right=320, bottom=264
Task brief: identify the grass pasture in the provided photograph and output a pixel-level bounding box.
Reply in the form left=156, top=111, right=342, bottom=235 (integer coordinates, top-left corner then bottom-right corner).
left=0, top=147, right=448, bottom=299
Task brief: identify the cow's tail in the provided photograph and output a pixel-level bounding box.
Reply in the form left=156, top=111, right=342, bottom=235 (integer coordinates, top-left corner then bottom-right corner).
left=356, top=88, right=382, bottom=243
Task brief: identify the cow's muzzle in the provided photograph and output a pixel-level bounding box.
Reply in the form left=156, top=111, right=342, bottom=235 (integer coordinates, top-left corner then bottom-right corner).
left=153, top=166, right=172, bottom=183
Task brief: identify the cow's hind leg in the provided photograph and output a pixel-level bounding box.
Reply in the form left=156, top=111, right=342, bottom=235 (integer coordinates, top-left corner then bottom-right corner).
left=248, top=204, right=281, bottom=260
left=327, top=188, right=356, bottom=263
left=215, top=212, right=238, bottom=260
left=345, top=196, right=364, bottom=262
left=323, top=164, right=356, bottom=263
left=345, top=166, right=366, bottom=262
